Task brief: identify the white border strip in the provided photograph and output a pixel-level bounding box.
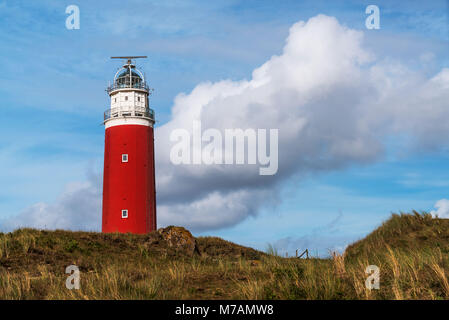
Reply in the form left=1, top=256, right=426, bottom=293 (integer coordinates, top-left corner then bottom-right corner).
left=105, top=117, right=152, bottom=129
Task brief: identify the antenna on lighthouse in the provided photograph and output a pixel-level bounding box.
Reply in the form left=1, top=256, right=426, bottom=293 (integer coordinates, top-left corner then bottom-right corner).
left=111, top=56, right=147, bottom=66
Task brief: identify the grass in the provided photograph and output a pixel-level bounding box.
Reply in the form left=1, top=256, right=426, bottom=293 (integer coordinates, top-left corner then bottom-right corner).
left=0, top=211, right=448, bottom=299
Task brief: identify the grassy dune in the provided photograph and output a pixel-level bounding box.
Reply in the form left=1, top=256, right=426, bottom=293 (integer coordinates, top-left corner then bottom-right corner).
left=0, top=211, right=448, bottom=299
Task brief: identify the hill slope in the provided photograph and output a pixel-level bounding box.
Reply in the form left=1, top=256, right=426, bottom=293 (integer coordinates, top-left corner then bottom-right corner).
left=0, top=226, right=266, bottom=299
left=0, top=212, right=448, bottom=299
left=347, top=211, right=449, bottom=256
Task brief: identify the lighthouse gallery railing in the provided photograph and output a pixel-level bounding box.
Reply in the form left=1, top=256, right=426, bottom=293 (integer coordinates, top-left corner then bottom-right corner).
left=107, top=82, right=150, bottom=93
left=104, top=106, right=155, bottom=122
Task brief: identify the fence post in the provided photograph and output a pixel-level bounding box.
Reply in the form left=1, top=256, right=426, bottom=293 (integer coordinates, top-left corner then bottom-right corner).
left=297, top=249, right=309, bottom=259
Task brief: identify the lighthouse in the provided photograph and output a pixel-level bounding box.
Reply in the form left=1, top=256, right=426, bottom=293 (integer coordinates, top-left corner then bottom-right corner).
left=102, top=56, right=156, bottom=234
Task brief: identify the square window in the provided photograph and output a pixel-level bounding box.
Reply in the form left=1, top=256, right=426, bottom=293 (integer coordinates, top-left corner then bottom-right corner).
left=121, top=210, right=128, bottom=219
left=122, top=154, right=128, bottom=162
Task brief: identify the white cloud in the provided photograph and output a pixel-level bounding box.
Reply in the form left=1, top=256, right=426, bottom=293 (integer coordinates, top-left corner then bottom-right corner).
left=3, top=14, right=449, bottom=232
left=0, top=169, right=102, bottom=232
left=154, top=15, right=449, bottom=231
left=158, top=189, right=275, bottom=231
left=430, top=199, right=449, bottom=219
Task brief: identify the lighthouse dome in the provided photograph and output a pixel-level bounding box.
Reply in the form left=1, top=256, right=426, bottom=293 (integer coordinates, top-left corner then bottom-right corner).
left=115, top=69, right=143, bottom=88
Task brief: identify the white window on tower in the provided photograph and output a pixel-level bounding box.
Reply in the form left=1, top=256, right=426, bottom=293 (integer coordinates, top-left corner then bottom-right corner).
left=122, top=154, right=128, bottom=162
left=121, top=209, right=128, bottom=219
left=125, top=96, right=128, bottom=101
left=137, top=96, right=140, bottom=102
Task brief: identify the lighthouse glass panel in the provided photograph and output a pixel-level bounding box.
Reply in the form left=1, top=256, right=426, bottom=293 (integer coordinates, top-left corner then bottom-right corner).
left=115, top=70, right=142, bottom=89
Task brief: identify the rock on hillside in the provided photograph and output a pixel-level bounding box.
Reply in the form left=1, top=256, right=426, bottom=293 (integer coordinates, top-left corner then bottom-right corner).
left=155, top=226, right=200, bottom=256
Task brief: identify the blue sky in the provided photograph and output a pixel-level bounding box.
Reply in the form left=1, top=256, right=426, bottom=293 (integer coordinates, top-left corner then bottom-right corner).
left=0, top=0, right=448, bottom=256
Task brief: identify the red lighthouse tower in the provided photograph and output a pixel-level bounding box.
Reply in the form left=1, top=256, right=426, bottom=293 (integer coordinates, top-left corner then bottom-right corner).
left=102, top=56, right=156, bottom=234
